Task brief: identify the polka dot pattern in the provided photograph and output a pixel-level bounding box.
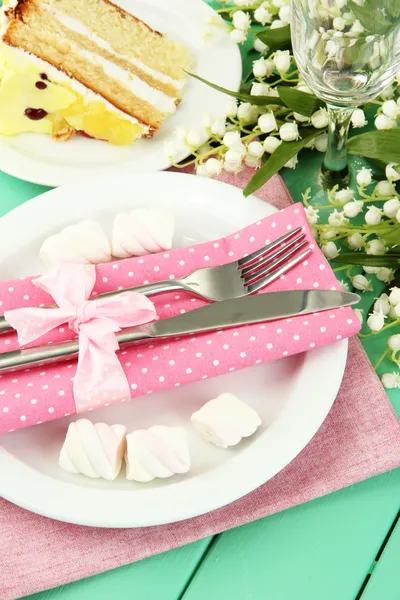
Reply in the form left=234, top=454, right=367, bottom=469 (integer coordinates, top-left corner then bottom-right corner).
left=0, top=204, right=360, bottom=433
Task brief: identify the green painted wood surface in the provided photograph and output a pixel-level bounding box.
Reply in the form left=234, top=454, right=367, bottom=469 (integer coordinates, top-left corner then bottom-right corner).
left=25, top=539, right=212, bottom=600
left=362, top=511, right=400, bottom=600
left=182, top=470, right=400, bottom=600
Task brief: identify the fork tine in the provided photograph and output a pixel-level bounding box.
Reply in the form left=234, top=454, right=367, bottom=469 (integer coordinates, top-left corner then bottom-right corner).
left=238, top=226, right=302, bottom=269
left=244, top=239, right=309, bottom=286
left=246, top=248, right=312, bottom=294
left=240, top=232, right=305, bottom=278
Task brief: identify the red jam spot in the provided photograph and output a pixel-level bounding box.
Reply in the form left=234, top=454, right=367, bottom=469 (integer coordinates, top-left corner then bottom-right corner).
left=35, top=81, right=47, bottom=90
left=24, top=108, right=48, bottom=121
left=79, top=130, right=95, bottom=139
left=40, top=73, right=48, bottom=81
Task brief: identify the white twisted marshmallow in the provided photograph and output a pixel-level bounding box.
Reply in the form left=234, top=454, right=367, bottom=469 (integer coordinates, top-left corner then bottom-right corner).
left=191, top=393, right=261, bottom=448
left=125, top=425, right=190, bottom=482
left=111, top=208, right=174, bottom=258
left=59, top=419, right=127, bottom=480
left=39, top=220, right=111, bottom=268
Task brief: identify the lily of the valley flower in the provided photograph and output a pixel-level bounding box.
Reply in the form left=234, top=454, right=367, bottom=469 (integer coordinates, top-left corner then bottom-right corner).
left=352, top=274, right=373, bottom=291
left=356, top=167, right=372, bottom=186
left=279, top=122, right=299, bottom=141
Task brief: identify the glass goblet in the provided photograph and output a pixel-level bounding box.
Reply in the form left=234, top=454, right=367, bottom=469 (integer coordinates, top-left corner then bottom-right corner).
left=291, top=0, right=400, bottom=188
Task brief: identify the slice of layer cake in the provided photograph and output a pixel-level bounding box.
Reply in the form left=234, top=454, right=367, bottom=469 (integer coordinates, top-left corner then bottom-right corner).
left=0, top=0, right=193, bottom=145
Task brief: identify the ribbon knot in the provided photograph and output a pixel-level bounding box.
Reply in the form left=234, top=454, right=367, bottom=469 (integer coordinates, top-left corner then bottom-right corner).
left=5, top=264, right=156, bottom=411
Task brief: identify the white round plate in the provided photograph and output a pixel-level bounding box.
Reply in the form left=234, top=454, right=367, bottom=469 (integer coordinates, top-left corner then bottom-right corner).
left=0, top=0, right=241, bottom=187
left=0, top=172, right=347, bottom=527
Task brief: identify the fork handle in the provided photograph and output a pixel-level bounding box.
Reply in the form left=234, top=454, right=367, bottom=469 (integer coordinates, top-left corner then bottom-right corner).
left=0, top=279, right=185, bottom=336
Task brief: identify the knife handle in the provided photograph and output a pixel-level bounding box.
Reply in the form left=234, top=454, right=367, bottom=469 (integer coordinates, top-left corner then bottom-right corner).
left=0, top=327, right=153, bottom=373
left=0, top=279, right=184, bottom=336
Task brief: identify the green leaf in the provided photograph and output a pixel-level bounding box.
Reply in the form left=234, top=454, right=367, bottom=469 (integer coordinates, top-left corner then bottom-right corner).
left=186, top=72, right=284, bottom=107
left=332, top=253, right=400, bottom=268
left=381, top=226, right=400, bottom=249
left=347, top=130, right=400, bottom=165
left=277, top=86, right=323, bottom=117
left=243, top=128, right=320, bottom=197
left=350, top=0, right=399, bottom=34
left=257, top=24, right=291, bottom=51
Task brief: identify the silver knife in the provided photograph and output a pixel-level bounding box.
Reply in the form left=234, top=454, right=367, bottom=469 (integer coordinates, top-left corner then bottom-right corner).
left=0, top=290, right=359, bottom=372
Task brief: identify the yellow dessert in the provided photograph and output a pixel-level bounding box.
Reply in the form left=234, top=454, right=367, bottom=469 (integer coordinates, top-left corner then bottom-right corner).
left=0, top=43, right=145, bottom=145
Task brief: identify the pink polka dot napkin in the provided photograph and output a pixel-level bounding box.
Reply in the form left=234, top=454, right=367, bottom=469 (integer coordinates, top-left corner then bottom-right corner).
left=0, top=202, right=360, bottom=434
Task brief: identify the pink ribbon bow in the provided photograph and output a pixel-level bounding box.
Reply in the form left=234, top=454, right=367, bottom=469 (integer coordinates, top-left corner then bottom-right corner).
left=4, top=264, right=156, bottom=412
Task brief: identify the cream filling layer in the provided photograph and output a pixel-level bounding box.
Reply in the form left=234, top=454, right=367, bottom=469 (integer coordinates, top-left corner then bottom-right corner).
left=55, top=12, right=184, bottom=90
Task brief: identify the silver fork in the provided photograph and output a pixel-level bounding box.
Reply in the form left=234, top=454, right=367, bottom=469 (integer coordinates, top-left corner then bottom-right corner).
left=0, top=227, right=311, bottom=335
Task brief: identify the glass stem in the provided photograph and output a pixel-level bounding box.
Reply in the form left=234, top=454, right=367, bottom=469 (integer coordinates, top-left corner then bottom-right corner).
left=320, top=104, right=354, bottom=189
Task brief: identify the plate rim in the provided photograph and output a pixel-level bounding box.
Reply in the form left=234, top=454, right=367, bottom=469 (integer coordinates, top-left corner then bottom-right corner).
left=0, top=172, right=348, bottom=527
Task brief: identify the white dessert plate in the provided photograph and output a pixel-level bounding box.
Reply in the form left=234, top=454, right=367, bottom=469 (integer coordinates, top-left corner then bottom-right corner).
left=0, top=0, right=241, bottom=187
left=0, top=172, right=347, bottom=528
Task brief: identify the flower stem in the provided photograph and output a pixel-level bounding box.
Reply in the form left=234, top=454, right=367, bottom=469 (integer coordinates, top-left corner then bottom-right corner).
left=374, top=348, right=388, bottom=370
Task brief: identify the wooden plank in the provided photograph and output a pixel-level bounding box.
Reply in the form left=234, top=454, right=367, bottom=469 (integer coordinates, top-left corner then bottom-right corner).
left=361, top=511, right=400, bottom=600
left=182, top=470, right=400, bottom=600
left=25, top=538, right=213, bottom=600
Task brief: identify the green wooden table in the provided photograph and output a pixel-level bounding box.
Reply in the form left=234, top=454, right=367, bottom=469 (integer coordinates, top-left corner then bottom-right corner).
left=1, top=3, right=399, bottom=597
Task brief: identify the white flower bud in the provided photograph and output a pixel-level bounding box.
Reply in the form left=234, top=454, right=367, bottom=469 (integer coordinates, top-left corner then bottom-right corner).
left=311, top=108, right=329, bottom=129
left=225, top=148, right=245, bottom=165
left=351, top=109, right=367, bottom=128
left=314, top=133, right=328, bottom=152
left=389, top=287, right=400, bottom=305
left=196, top=164, right=209, bottom=177
left=374, top=295, right=390, bottom=315
left=225, top=100, right=238, bottom=118
left=382, top=100, right=399, bottom=119
left=365, top=206, right=383, bottom=225
left=211, top=119, right=226, bottom=137
left=339, top=280, right=350, bottom=292
left=223, top=156, right=242, bottom=173
left=223, top=131, right=242, bottom=149
left=356, top=167, right=372, bottom=186
left=305, top=206, right=319, bottom=225
left=279, top=122, right=299, bottom=142
left=381, top=372, right=400, bottom=389
left=333, top=16, right=345, bottom=30
left=247, top=140, right=264, bottom=158
left=381, top=84, right=394, bottom=99
left=253, top=58, right=268, bottom=78
left=343, top=200, right=363, bottom=218
left=293, top=112, right=310, bottom=123
left=390, top=304, right=400, bottom=318
left=320, top=229, right=336, bottom=241
left=334, top=187, right=354, bottom=204
left=254, top=6, right=272, bottom=25
left=279, top=5, right=291, bottom=23
left=365, top=239, right=386, bottom=255
left=274, top=50, right=291, bottom=74
left=375, top=180, right=392, bottom=196
left=351, top=19, right=364, bottom=34
left=270, top=19, right=285, bottom=29
left=237, top=103, right=258, bottom=123
left=251, top=82, right=271, bottom=96
left=367, top=311, right=385, bottom=332
left=258, top=112, right=278, bottom=133
left=347, top=232, right=363, bottom=249
left=354, top=308, right=364, bottom=324
left=253, top=37, right=268, bottom=53
left=202, top=112, right=214, bottom=128
left=328, top=209, right=348, bottom=227
left=284, top=155, right=298, bottom=169
left=230, top=28, right=246, bottom=44
left=376, top=267, right=395, bottom=283
left=386, top=163, right=400, bottom=181
left=383, top=198, right=400, bottom=219
left=352, top=274, right=373, bottom=291
left=363, top=266, right=380, bottom=274
left=388, top=334, right=400, bottom=350
left=186, top=129, right=203, bottom=147
left=205, top=158, right=222, bottom=176
left=375, top=114, right=397, bottom=130
left=232, top=10, right=251, bottom=31
left=245, top=154, right=261, bottom=168
left=263, top=136, right=282, bottom=153
left=322, top=241, right=339, bottom=259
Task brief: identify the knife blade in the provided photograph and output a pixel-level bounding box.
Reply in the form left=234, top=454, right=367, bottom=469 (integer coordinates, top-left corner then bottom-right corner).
left=0, top=290, right=359, bottom=372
